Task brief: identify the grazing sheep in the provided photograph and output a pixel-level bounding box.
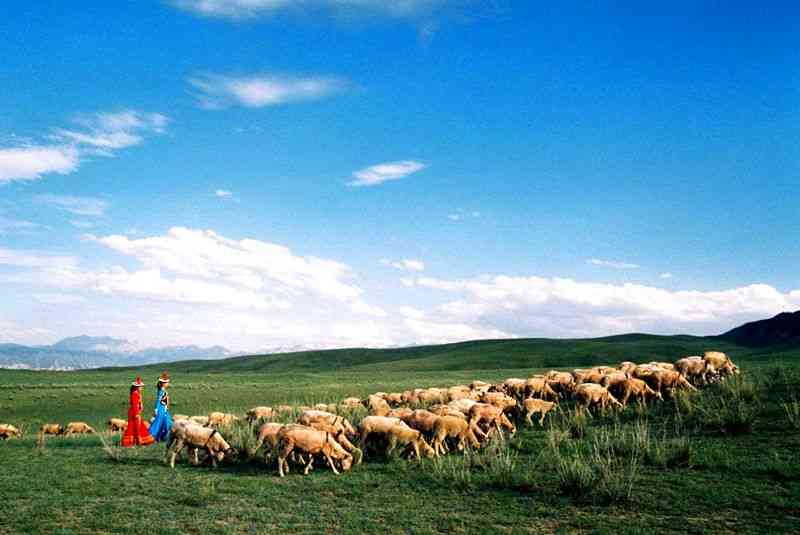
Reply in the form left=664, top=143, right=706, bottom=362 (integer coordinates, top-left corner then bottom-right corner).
left=189, top=415, right=209, bottom=426
left=525, top=377, right=558, bottom=400
left=675, top=356, right=708, bottom=385
left=296, top=410, right=359, bottom=459
left=401, top=409, right=440, bottom=438
left=428, top=405, right=468, bottom=420
left=448, top=398, right=478, bottom=414
left=431, top=415, right=481, bottom=456
left=575, top=384, right=623, bottom=414
left=340, top=397, right=362, bottom=409
left=246, top=406, right=274, bottom=422
left=363, top=395, right=391, bottom=417
left=468, top=403, right=515, bottom=437
left=358, top=416, right=406, bottom=442
left=207, top=412, right=239, bottom=428
left=253, top=422, right=286, bottom=462
left=62, top=422, right=96, bottom=436
left=387, top=407, right=414, bottom=419
left=173, top=414, right=189, bottom=422
left=107, top=418, right=128, bottom=433
left=600, top=371, right=630, bottom=391
left=544, top=371, right=575, bottom=397
left=166, top=420, right=236, bottom=469
left=276, top=425, right=353, bottom=477
left=704, top=351, right=739, bottom=379
left=40, top=423, right=63, bottom=436
left=502, top=378, right=528, bottom=399
left=618, top=378, right=663, bottom=407
left=522, top=398, right=557, bottom=426
left=642, top=369, right=697, bottom=396
left=573, top=368, right=605, bottom=385
left=359, top=417, right=434, bottom=461
left=618, top=361, right=638, bottom=374
left=0, top=424, right=22, bottom=439
left=447, top=385, right=471, bottom=401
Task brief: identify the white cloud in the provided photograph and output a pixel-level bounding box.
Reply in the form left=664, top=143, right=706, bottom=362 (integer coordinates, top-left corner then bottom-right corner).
left=349, top=160, right=425, bottom=187
left=447, top=214, right=461, bottom=221
left=171, top=0, right=448, bottom=21
left=215, top=189, right=232, bottom=197
left=448, top=209, right=480, bottom=221
left=70, top=220, right=95, bottom=229
left=0, top=109, right=167, bottom=185
left=33, top=293, right=85, bottom=305
left=0, top=146, right=79, bottom=184
left=660, top=272, right=674, bottom=279
left=52, top=110, right=168, bottom=154
left=588, top=258, right=641, bottom=269
left=381, top=258, right=425, bottom=271
left=409, top=274, right=800, bottom=338
left=399, top=305, right=425, bottom=320
left=36, top=195, right=108, bottom=217
left=0, top=247, right=78, bottom=268
left=188, top=73, right=350, bottom=109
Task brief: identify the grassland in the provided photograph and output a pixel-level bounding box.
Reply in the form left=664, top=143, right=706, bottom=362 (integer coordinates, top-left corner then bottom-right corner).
left=1, top=335, right=799, bottom=534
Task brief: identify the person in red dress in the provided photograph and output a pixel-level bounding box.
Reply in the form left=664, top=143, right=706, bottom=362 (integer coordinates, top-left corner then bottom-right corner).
left=121, top=377, right=155, bottom=447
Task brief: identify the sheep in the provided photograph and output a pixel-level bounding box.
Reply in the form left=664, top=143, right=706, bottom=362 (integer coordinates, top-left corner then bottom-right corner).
left=401, top=409, right=440, bottom=439
left=431, top=415, right=481, bottom=456
left=359, top=417, right=434, bottom=461
left=502, top=378, right=528, bottom=399
left=574, top=384, right=623, bottom=414
left=642, top=369, right=697, bottom=396
left=358, top=415, right=406, bottom=443
left=469, top=380, right=492, bottom=392
left=428, top=405, right=468, bottom=420
left=522, top=398, right=557, bottom=426
left=363, top=395, right=391, bottom=417
left=448, top=398, right=478, bottom=415
left=207, top=412, right=239, bottom=428
left=525, top=377, right=558, bottom=400
left=544, top=371, right=575, bottom=397
left=468, top=403, right=515, bottom=438
left=0, top=424, right=22, bottom=439
left=246, top=406, right=274, bottom=422
left=166, top=420, right=236, bottom=468
left=675, top=356, right=708, bottom=385
left=447, top=385, right=471, bottom=401
left=573, top=368, right=605, bottom=385
left=340, top=397, right=362, bottom=409
left=704, top=351, right=739, bottom=379
left=40, top=423, right=63, bottom=436
left=252, top=422, right=286, bottom=462
left=600, top=371, right=630, bottom=391
left=107, top=418, right=128, bottom=433
left=189, top=415, right=209, bottom=426
left=618, top=361, right=638, bottom=374
left=276, top=425, right=353, bottom=477
left=173, top=414, right=190, bottom=422
left=416, top=388, right=449, bottom=405
left=387, top=407, right=414, bottom=419
left=296, top=410, right=359, bottom=460
left=62, top=422, right=96, bottom=436
left=618, top=378, right=663, bottom=407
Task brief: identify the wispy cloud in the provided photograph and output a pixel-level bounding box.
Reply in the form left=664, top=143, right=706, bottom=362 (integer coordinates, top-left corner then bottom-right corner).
left=0, top=146, right=79, bottom=184
left=0, top=109, right=167, bottom=185
left=36, top=195, right=109, bottom=217
left=349, top=160, right=425, bottom=187
left=448, top=209, right=480, bottom=221
left=380, top=258, right=425, bottom=271
left=33, top=293, right=84, bottom=305
left=70, top=220, right=95, bottom=229
left=0, top=216, right=46, bottom=234
left=587, top=258, right=640, bottom=270
left=0, top=247, right=78, bottom=268
left=215, top=189, right=232, bottom=198
left=170, top=0, right=449, bottom=21
left=660, top=272, right=674, bottom=279
left=188, top=73, right=350, bottom=109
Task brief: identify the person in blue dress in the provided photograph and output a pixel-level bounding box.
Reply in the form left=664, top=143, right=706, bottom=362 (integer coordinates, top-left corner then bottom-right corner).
left=149, top=371, right=173, bottom=442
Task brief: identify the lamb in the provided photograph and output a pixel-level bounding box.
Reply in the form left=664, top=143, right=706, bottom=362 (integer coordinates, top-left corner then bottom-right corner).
left=468, top=403, right=515, bottom=437
left=62, top=422, right=96, bottom=436
left=246, top=406, right=274, bottom=422
left=40, top=423, right=63, bottom=435
left=276, top=425, right=353, bottom=477
left=166, top=420, right=236, bottom=468
left=0, top=424, right=22, bottom=439
left=431, top=415, right=481, bottom=456
left=522, top=398, right=557, bottom=426
left=107, top=418, right=128, bottom=432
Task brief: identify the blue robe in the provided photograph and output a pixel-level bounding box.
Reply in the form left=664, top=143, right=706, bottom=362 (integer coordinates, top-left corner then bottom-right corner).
left=149, top=387, right=173, bottom=442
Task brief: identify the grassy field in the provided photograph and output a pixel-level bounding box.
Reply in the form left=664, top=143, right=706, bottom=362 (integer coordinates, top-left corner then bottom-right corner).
left=1, top=335, right=799, bottom=534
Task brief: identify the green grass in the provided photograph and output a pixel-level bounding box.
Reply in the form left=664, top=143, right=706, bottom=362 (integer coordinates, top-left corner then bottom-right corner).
left=1, top=337, right=800, bottom=533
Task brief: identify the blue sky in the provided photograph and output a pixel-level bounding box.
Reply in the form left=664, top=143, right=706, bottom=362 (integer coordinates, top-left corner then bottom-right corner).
left=1, top=1, right=798, bottom=350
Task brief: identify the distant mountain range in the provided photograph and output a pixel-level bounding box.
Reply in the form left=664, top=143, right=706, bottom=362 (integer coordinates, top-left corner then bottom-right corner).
left=719, top=311, right=800, bottom=348
left=0, top=335, right=235, bottom=370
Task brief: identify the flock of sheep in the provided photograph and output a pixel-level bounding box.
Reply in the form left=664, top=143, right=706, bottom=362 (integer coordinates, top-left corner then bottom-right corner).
left=0, top=350, right=739, bottom=478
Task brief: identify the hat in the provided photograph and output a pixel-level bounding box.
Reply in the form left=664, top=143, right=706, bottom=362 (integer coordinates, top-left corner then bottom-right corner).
left=131, top=377, right=145, bottom=387
left=157, top=371, right=170, bottom=384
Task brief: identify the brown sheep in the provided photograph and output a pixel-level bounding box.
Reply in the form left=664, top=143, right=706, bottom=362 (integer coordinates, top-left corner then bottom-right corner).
left=600, top=371, right=630, bottom=391
left=469, top=380, right=492, bottom=392
left=173, top=414, right=190, bottom=422
left=642, top=369, right=697, bottom=396
left=189, top=415, right=209, bottom=426
left=107, top=418, right=128, bottom=433
left=363, top=395, right=391, bottom=417
left=618, top=361, right=638, bottom=374
left=401, top=409, right=440, bottom=438
left=40, top=423, right=63, bottom=436
left=522, top=398, right=557, bottom=426
left=340, top=397, right=362, bottom=409
left=675, top=356, right=708, bottom=385
left=167, top=420, right=236, bottom=469
left=704, top=351, right=739, bottom=379
left=246, top=406, right=274, bottom=422
left=253, top=422, right=285, bottom=461
left=296, top=410, right=359, bottom=460
left=468, top=403, right=516, bottom=437
left=447, top=386, right=471, bottom=401
left=525, top=377, right=558, bottom=400
left=575, top=384, right=623, bottom=413
left=387, top=407, right=414, bottom=419
left=448, top=398, right=478, bottom=415
left=480, top=391, right=518, bottom=413
left=618, top=378, right=663, bottom=406
left=431, top=415, right=481, bottom=456
left=62, top=422, right=96, bottom=436
left=362, top=421, right=435, bottom=461
left=0, top=424, right=22, bottom=439
left=207, top=412, right=239, bottom=428
left=276, top=425, right=353, bottom=477
left=428, top=405, right=468, bottom=420
left=544, top=371, right=575, bottom=397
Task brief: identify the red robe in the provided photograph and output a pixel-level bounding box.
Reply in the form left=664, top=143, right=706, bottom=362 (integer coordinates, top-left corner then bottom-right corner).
left=122, top=388, right=155, bottom=447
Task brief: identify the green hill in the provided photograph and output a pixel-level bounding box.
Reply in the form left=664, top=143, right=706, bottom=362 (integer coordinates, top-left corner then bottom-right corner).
left=95, top=333, right=796, bottom=376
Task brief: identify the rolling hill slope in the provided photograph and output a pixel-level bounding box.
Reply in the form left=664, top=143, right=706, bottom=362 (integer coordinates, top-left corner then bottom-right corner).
left=100, top=333, right=788, bottom=375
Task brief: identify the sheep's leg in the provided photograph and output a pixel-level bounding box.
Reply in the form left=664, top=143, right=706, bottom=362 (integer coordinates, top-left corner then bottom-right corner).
left=525, top=411, right=533, bottom=426
left=412, top=441, right=422, bottom=463
left=304, top=455, right=314, bottom=475
left=324, top=452, right=340, bottom=474
left=277, top=441, right=293, bottom=477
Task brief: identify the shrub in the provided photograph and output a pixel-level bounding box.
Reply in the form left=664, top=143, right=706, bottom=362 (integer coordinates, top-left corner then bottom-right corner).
left=693, top=376, right=760, bottom=435
left=645, top=435, right=692, bottom=469
left=782, top=395, right=800, bottom=431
